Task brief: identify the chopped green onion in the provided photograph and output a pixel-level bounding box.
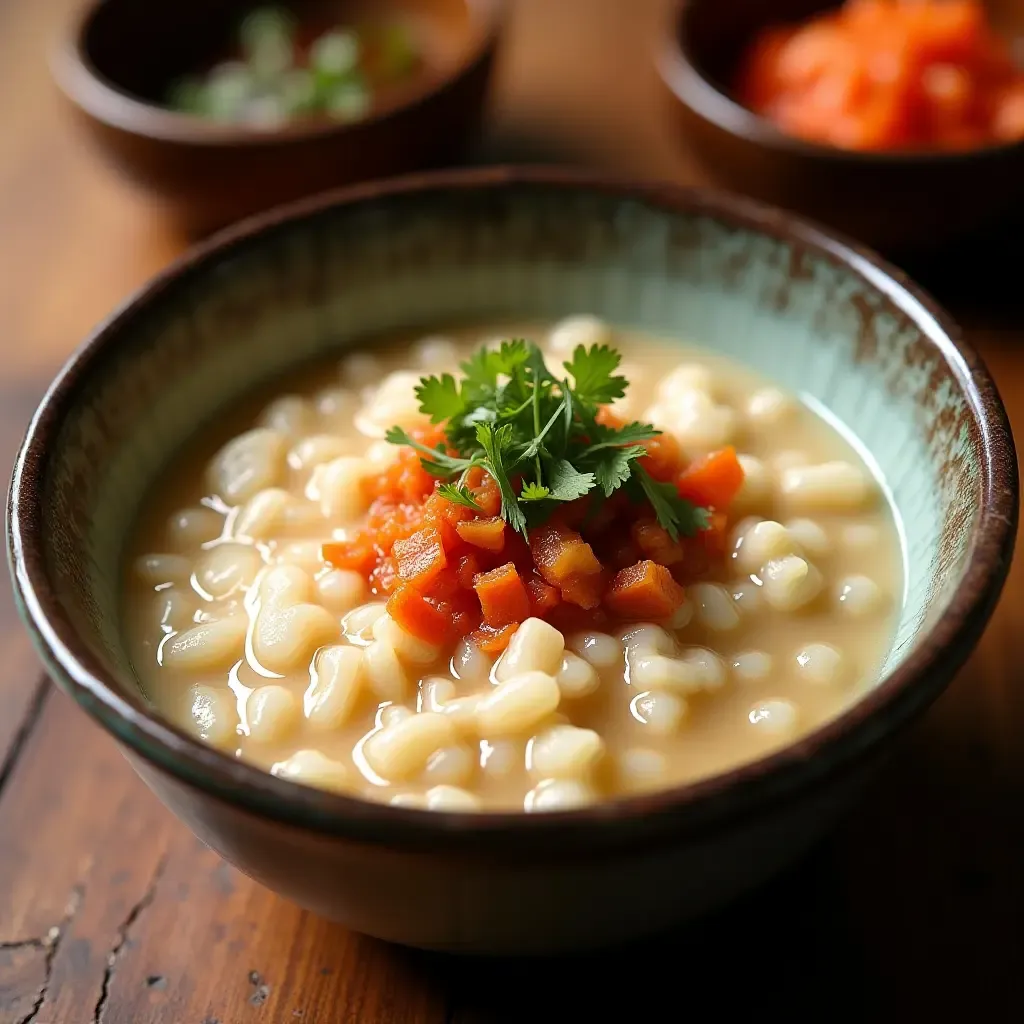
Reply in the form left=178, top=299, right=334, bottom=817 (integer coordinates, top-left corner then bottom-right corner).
left=204, top=62, right=255, bottom=121
left=326, top=77, right=371, bottom=121
left=310, top=30, right=361, bottom=82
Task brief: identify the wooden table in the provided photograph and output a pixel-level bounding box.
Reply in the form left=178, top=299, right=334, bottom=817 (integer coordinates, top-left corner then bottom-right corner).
left=1, top=1, right=1021, bottom=1021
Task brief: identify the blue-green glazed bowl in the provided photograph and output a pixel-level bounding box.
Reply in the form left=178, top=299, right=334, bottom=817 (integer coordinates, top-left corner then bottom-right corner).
left=7, top=169, right=1017, bottom=954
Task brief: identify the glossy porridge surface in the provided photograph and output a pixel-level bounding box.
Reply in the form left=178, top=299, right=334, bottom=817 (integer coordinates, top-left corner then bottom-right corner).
left=123, top=319, right=904, bottom=812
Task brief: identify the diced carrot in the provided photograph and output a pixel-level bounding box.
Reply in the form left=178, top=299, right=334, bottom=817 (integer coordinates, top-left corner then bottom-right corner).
left=423, top=492, right=471, bottom=551
left=639, top=433, right=683, bottom=482
left=322, top=539, right=377, bottom=575
left=604, top=560, right=686, bottom=621
left=456, top=553, right=482, bottom=590
left=424, top=565, right=461, bottom=601
left=473, top=562, right=532, bottom=628
left=455, top=516, right=506, bottom=551
left=525, top=574, right=561, bottom=617
left=393, top=526, right=447, bottom=588
left=365, top=447, right=437, bottom=506
left=699, top=511, right=730, bottom=558
left=530, top=524, right=602, bottom=588
left=472, top=622, right=518, bottom=654
left=386, top=586, right=450, bottom=642
left=560, top=571, right=607, bottom=610
left=369, top=555, right=400, bottom=595
left=676, top=447, right=745, bottom=510
left=595, top=406, right=625, bottom=430
left=446, top=591, right=484, bottom=637
left=631, top=517, right=684, bottom=566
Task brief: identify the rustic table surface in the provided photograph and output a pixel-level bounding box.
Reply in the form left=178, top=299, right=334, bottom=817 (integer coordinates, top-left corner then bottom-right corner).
left=1, top=1, right=1022, bottom=1021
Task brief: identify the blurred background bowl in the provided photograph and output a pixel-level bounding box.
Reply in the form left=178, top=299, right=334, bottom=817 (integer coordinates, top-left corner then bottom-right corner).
left=657, top=0, right=1024, bottom=256
left=53, top=0, right=504, bottom=237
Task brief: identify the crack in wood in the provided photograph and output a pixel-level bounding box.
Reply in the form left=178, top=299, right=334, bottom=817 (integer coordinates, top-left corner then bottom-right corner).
left=92, top=854, right=168, bottom=1024
left=0, top=679, right=50, bottom=803
left=13, top=884, right=84, bottom=1024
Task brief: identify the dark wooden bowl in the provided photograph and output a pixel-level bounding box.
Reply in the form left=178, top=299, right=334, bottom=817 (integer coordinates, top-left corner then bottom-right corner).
left=53, top=0, right=504, bottom=236
left=656, top=0, right=1024, bottom=256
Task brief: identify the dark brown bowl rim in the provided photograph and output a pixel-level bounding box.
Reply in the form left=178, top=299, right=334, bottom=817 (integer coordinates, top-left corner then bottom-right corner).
left=51, top=0, right=504, bottom=147
left=657, top=0, right=1024, bottom=165
left=8, top=166, right=1018, bottom=854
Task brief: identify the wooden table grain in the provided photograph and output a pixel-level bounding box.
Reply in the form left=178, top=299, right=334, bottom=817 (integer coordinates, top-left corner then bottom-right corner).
left=1, top=1, right=1021, bottom=1021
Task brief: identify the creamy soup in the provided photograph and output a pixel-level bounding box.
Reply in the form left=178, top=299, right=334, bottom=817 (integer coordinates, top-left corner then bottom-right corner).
left=123, top=318, right=903, bottom=812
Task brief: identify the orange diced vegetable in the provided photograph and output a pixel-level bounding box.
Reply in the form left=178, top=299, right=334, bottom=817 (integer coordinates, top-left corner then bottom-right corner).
left=698, top=511, right=730, bottom=558
left=393, top=526, right=447, bottom=588
left=735, top=0, right=1024, bottom=152
left=638, top=433, right=683, bottom=483
left=530, top=524, right=602, bottom=588
left=525, top=574, right=561, bottom=617
left=322, top=539, right=377, bottom=575
left=604, top=560, right=686, bottom=620
left=473, top=562, right=532, bottom=628
left=386, top=587, right=449, bottom=642
left=456, top=553, right=482, bottom=590
left=631, top=517, right=684, bottom=566
left=560, top=571, right=607, bottom=610
left=472, top=622, right=519, bottom=654
left=455, top=516, right=506, bottom=551
left=369, top=554, right=400, bottom=595
left=676, top=447, right=745, bottom=510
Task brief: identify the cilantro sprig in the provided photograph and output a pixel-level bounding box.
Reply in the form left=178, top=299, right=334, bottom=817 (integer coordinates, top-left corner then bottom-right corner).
left=385, top=339, right=710, bottom=540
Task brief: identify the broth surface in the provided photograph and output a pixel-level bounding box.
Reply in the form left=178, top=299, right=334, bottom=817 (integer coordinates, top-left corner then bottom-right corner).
left=123, top=320, right=904, bottom=811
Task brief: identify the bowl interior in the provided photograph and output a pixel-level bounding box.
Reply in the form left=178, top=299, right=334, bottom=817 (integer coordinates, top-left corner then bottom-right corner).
left=24, top=178, right=986, bottom=731
left=78, top=0, right=483, bottom=117
left=676, top=0, right=836, bottom=102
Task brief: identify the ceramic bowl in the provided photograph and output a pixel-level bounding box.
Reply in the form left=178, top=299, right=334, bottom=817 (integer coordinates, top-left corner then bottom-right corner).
left=53, top=0, right=503, bottom=236
left=656, top=0, right=1024, bottom=255
left=8, top=168, right=1017, bottom=954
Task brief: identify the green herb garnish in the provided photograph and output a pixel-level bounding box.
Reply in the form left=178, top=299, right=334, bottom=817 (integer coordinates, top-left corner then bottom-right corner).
left=386, top=340, right=710, bottom=541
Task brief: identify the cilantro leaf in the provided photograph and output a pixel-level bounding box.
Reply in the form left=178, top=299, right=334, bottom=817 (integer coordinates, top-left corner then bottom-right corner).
left=386, top=339, right=719, bottom=544
left=415, top=374, right=463, bottom=424
left=459, top=339, right=529, bottom=388
left=437, top=483, right=484, bottom=511
left=545, top=459, right=595, bottom=502
left=520, top=482, right=551, bottom=501
left=632, top=465, right=710, bottom=540
left=563, top=344, right=627, bottom=405
left=579, top=420, right=660, bottom=455
left=589, top=444, right=645, bottom=497
left=383, top=426, right=469, bottom=476
left=475, top=423, right=527, bottom=537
